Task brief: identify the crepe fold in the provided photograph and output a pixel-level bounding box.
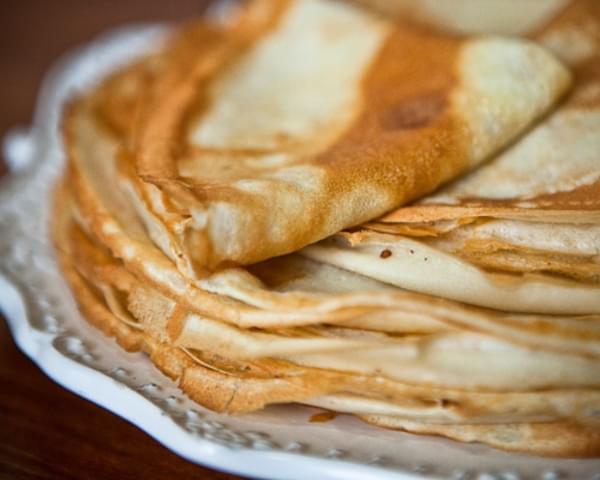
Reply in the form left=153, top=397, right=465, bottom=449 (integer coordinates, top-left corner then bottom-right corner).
left=123, top=0, right=571, bottom=275
left=303, top=0, right=600, bottom=315
left=52, top=0, right=600, bottom=458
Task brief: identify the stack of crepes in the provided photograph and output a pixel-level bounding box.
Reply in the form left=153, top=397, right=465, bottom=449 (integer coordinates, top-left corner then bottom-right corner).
left=52, top=0, right=600, bottom=457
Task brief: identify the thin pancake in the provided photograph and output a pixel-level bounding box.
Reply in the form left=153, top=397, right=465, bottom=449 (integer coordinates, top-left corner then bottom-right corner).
left=61, top=197, right=600, bottom=393
left=130, top=0, right=570, bottom=274
left=50, top=0, right=600, bottom=458
left=302, top=231, right=600, bottom=314
left=66, top=95, right=600, bottom=359
left=65, top=86, right=600, bottom=359
left=52, top=193, right=600, bottom=456
left=361, top=415, right=600, bottom=458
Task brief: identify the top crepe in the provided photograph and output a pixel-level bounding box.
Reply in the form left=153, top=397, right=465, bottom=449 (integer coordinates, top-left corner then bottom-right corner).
left=126, top=0, right=570, bottom=275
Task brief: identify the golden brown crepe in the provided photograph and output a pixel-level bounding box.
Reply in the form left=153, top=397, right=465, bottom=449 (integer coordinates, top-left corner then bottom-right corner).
left=51, top=0, right=600, bottom=458
left=65, top=87, right=600, bottom=359
left=125, top=0, right=570, bottom=275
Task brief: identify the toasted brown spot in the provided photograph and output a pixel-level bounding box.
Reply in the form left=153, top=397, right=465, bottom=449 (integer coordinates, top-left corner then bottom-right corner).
left=380, top=92, right=446, bottom=130
left=380, top=249, right=392, bottom=259
left=440, top=398, right=457, bottom=408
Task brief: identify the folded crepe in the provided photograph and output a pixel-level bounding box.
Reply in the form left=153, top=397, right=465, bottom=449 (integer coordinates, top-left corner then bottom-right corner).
left=51, top=0, right=600, bottom=458
left=64, top=76, right=600, bottom=360
left=303, top=0, right=600, bottom=314
left=53, top=180, right=600, bottom=457
left=124, top=0, right=570, bottom=275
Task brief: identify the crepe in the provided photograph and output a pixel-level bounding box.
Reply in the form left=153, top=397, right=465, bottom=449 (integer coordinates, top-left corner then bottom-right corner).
left=58, top=80, right=600, bottom=454
left=51, top=0, right=600, bottom=458
left=52, top=182, right=600, bottom=457
left=124, top=0, right=571, bottom=275
left=66, top=87, right=600, bottom=360
left=303, top=0, right=600, bottom=314
left=69, top=219, right=600, bottom=394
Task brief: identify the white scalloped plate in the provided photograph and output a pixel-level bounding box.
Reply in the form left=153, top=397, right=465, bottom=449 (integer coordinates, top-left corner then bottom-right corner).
left=1, top=24, right=600, bottom=480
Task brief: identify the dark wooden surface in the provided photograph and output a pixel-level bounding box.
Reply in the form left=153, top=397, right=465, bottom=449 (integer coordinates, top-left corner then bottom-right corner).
left=0, top=2, right=243, bottom=479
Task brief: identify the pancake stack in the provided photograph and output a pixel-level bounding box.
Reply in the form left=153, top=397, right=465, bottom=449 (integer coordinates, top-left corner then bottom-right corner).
left=52, top=0, right=600, bottom=457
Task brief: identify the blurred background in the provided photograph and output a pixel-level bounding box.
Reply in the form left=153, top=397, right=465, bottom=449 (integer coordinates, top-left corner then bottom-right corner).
left=0, top=1, right=211, bottom=152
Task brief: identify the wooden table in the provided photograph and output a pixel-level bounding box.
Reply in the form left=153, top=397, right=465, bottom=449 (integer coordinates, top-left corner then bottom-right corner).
left=0, top=2, right=242, bottom=478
